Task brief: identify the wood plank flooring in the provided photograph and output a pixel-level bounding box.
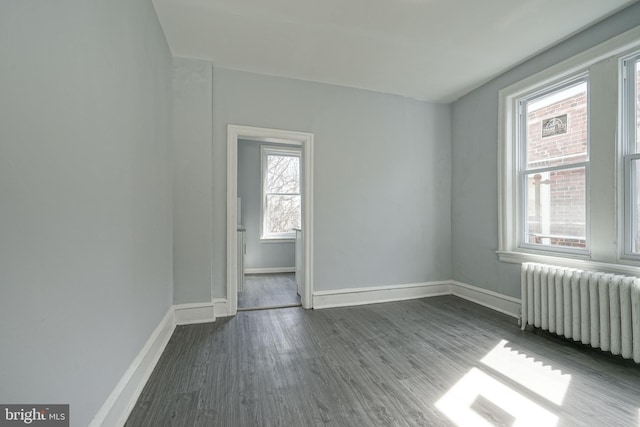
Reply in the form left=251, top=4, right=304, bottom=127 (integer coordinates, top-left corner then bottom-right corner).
left=237, top=273, right=300, bottom=309
left=126, top=296, right=640, bottom=427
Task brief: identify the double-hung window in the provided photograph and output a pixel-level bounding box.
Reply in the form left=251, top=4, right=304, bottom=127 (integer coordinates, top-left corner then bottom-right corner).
left=622, top=52, right=640, bottom=258
left=499, top=27, right=640, bottom=271
left=261, top=146, right=301, bottom=240
left=519, top=77, right=589, bottom=253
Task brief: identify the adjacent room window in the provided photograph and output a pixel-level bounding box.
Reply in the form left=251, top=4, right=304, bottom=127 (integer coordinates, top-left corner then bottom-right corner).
left=261, top=146, right=301, bottom=240
left=519, top=77, right=589, bottom=252
left=622, top=52, right=640, bottom=257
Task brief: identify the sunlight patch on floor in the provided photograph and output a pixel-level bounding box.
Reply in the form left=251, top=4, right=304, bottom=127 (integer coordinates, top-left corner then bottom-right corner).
left=435, top=367, right=558, bottom=427
left=435, top=339, right=573, bottom=427
left=481, top=339, right=571, bottom=405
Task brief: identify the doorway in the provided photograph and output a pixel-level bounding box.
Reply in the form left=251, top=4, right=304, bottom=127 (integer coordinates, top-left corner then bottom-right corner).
left=238, top=273, right=300, bottom=310
left=236, top=139, right=302, bottom=310
left=226, top=125, right=314, bottom=316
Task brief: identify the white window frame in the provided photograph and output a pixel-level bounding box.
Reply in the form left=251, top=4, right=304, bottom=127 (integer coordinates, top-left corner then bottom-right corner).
left=260, top=145, right=301, bottom=241
left=621, top=51, right=640, bottom=260
left=498, top=25, right=640, bottom=275
left=516, top=75, right=590, bottom=256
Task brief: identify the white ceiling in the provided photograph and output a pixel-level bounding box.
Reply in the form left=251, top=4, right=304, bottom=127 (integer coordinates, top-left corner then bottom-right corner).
left=153, top=0, right=635, bottom=103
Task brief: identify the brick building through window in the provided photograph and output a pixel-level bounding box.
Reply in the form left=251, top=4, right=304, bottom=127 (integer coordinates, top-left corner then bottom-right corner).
left=524, top=83, right=588, bottom=248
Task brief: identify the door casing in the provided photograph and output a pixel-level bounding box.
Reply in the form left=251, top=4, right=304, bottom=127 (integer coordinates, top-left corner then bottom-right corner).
left=226, top=124, right=314, bottom=315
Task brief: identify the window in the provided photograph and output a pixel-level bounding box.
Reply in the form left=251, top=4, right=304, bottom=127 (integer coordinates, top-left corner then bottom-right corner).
left=498, top=26, right=640, bottom=272
left=261, top=146, right=301, bottom=240
left=622, top=53, right=640, bottom=257
left=519, top=77, right=589, bottom=253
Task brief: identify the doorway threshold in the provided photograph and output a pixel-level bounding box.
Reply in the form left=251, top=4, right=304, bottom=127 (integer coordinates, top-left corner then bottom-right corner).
left=237, top=303, right=302, bottom=312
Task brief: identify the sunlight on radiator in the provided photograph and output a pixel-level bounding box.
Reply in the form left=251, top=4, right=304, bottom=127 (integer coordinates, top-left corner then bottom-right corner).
left=480, top=340, right=571, bottom=405
left=435, top=339, right=570, bottom=427
left=435, top=367, right=558, bottom=427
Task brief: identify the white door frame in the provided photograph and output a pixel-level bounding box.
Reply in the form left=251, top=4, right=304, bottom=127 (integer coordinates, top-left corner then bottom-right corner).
left=226, top=124, right=314, bottom=315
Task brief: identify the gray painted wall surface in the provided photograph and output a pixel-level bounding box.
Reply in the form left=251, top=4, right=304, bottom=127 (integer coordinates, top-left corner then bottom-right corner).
left=451, top=3, right=640, bottom=298
left=238, top=140, right=295, bottom=270
left=172, top=61, right=452, bottom=299
left=172, top=58, right=213, bottom=304
left=0, top=1, right=173, bottom=426
left=213, top=68, right=452, bottom=295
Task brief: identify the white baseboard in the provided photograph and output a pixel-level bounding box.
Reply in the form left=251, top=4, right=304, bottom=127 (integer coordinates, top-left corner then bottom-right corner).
left=90, top=299, right=227, bottom=426
left=91, top=280, right=519, bottom=426
left=213, top=298, right=230, bottom=318
left=89, top=308, right=176, bottom=427
left=244, top=267, right=295, bottom=274
left=313, top=281, right=451, bottom=309
left=174, top=302, right=215, bottom=325
left=450, top=281, right=521, bottom=319
left=313, top=280, right=521, bottom=319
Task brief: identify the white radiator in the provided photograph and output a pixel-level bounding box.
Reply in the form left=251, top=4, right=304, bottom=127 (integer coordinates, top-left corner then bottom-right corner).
left=521, top=262, right=640, bottom=363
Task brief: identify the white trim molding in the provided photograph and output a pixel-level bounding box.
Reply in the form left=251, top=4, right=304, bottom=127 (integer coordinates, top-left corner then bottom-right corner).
left=89, top=300, right=226, bottom=426
left=313, top=281, right=451, bottom=309
left=496, top=250, right=640, bottom=277
left=244, top=267, right=296, bottom=274
left=313, top=281, right=521, bottom=318
left=227, top=124, right=314, bottom=315
left=213, top=298, right=230, bottom=318
left=450, top=281, right=521, bottom=318
left=89, top=308, right=175, bottom=427
left=174, top=302, right=215, bottom=325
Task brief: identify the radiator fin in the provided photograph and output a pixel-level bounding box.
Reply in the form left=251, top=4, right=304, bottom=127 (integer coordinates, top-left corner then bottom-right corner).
left=521, top=263, right=640, bottom=363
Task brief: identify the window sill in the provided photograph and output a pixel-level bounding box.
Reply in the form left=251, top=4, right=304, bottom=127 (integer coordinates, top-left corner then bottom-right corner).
left=260, top=237, right=295, bottom=243
left=497, top=250, right=640, bottom=277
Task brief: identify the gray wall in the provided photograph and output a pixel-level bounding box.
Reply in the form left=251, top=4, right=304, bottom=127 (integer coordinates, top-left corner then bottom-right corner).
left=172, top=58, right=213, bottom=304
left=172, top=61, right=452, bottom=300
left=216, top=69, right=452, bottom=294
left=238, top=140, right=296, bottom=270
left=0, top=1, right=173, bottom=426
left=451, top=2, right=640, bottom=298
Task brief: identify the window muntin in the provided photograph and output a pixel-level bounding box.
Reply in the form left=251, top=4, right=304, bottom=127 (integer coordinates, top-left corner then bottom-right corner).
left=623, top=54, right=640, bottom=256
left=519, top=78, right=589, bottom=252
left=498, top=29, right=640, bottom=271
left=261, top=147, right=301, bottom=239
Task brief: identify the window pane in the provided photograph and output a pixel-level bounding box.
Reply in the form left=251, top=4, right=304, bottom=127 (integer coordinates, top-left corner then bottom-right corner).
left=632, top=159, right=640, bottom=253
left=265, top=195, right=301, bottom=234
left=525, top=81, right=588, bottom=169
left=525, top=167, right=586, bottom=248
left=266, top=155, right=300, bottom=193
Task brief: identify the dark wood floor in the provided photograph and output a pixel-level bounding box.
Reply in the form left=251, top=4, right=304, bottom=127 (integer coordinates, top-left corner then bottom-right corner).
left=126, top=296, right=640, bottom=426
left=237, top=273, right=300, bottom=309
